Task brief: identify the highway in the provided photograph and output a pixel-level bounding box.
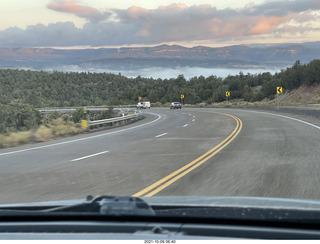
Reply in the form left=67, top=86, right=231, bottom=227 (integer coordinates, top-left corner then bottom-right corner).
left=1, top=108, right=320, bottom=204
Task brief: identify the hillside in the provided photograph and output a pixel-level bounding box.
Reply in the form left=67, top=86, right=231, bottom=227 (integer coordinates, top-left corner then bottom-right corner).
left=279, top=84, right=320, bottom=106
left=0, top=59, right=319, bottom=108
left=1, top=42, right=320, bottom=71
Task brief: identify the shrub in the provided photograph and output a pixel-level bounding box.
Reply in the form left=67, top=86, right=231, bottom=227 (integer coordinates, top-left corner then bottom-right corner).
left=0, top=101, right=41, bottom=133
left=1, top=131, right=32, bottom=147
left=72, top=108, right=87, bottom=123
left=49, top=118, right=82, bottom=136
left=34, top=125, right=53, bottom=142
left=0, top=135, right=6, bottom=148
left=49, top=111, right=60, bottom=120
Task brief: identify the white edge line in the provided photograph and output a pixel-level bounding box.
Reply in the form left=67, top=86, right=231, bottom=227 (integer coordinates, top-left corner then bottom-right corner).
left=155, top=133, right=167, bottom=138
left=71, top=151, right=109, bottom=162
left=183, top=124, right=189, bottom=127
left=234, top=109, right=320, bottom=130
left=0, top=112, right=162, bottom=157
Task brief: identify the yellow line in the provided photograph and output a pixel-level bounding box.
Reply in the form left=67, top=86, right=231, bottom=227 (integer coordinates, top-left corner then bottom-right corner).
left=132, top=114, right=239, bottom=197
left=145, top=116, right=242, bottom=197
left=132, top=112, right=242, bottom=197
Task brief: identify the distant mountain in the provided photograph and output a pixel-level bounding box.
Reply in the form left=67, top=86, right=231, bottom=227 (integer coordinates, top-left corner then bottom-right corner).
left=0, top=42, right=319, bottom=71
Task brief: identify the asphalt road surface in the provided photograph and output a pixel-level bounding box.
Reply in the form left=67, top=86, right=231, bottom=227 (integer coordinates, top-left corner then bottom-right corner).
left=1, top=108, right=320, bottom=204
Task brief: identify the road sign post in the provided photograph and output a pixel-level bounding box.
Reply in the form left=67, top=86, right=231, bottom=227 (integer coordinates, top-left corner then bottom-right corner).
left=83, top=107, right=88, bottom=120
left=226, top=91, right=230, bottom=103
left=181, top=94, right=184, bottom=105
left=276, top=87, right=283, bottom=110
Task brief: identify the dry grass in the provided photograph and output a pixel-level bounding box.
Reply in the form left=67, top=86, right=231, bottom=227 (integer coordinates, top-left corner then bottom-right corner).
left=151, top=102, right=162, bottom=107
left=0, top=118, right=83, bottom=148
left=0, top=131, right=32, bottom=148
left=34, top=125, right=53, bottom=142
left=48, top=118, right=82, bottom=136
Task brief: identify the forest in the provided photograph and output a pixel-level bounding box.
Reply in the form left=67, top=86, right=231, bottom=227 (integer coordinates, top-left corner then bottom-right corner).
left=0, top=59, right=319, bottom=108
left=0, top=59, right=319, bottom=134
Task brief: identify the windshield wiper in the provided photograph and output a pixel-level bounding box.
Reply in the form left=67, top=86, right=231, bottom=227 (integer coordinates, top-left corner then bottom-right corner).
left=45, top=195, right=155, bottom=216
left=2, top=195, right=320, bottom=224
left=0, top=196, right=155, bottom=217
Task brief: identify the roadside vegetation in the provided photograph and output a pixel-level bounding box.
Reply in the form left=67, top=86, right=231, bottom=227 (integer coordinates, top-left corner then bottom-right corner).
left=0, top=106, right=113, bottom=148
left=0, top=59, right=319, bottom=147
left=0, top=59, right=319, bottom=106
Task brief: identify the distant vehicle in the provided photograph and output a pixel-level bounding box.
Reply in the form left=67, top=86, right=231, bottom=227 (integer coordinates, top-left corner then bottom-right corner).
left=137, top=101, right=150, bottom=109
left=170, top=102, right=182, bottom=109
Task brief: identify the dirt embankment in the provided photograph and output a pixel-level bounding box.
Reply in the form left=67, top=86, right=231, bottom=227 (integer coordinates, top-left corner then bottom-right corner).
left=247, top=84, right=320, bottom=127
left=279, top=84, right=320, bottom=107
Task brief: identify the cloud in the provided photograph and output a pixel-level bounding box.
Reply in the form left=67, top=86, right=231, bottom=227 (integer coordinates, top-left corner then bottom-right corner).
left=0, top=22, right=81, bottom=47
left=243, top=0, right=320, bottom=17
left=0, top=0, right=319, bottom=47
left=47, top=0, right=111, bottom=22
left=249, top=15, right=296, bottom=35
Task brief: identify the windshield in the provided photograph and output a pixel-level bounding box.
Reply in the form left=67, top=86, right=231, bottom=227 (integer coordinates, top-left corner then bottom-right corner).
left=1, top=0, right=320, bottom=217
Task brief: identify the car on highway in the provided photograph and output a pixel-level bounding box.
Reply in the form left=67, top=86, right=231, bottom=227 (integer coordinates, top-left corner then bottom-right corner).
left=170, top=102, right=182, bottom=109
left=137, top=101, right=151, bottom=109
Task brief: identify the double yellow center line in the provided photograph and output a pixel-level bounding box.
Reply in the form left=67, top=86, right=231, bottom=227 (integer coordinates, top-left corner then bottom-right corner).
left=132, top=112, right=243, bottom=197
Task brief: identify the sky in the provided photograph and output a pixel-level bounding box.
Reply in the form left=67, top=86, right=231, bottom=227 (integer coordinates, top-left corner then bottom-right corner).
left=0, top=0, right=319, bottom=48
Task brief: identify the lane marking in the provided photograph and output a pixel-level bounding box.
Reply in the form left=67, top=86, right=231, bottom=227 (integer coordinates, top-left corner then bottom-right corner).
left=133, top=112, right=242, bottom=197
left=0, top=113, right=162, bottom=157
left=240, top=110, right=320, bottom=130
left=183, top=124, right=188, bottom=127
left=192, top=119, right=195, bottom=122
left=70, top=151, right=109, bottom=162
left=155, top=133, right=167, bottom=138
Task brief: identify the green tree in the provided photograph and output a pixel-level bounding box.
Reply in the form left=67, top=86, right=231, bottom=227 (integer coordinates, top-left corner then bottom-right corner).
left=72, top=108, right=87, bottom=123
left=0, top=101, right=41, bottom=133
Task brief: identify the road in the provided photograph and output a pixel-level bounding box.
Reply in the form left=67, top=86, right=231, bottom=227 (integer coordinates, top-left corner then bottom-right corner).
left=0, top=108, right=320, bottom=204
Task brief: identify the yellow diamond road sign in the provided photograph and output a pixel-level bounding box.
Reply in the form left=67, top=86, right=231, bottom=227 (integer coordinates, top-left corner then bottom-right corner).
left=226, top=91, right=230, bottom=97
left=181, top=94, right=184, bottom=99
left=138, top=96, right=142, bottom=100
left=277, top=87, right=283, bottom=94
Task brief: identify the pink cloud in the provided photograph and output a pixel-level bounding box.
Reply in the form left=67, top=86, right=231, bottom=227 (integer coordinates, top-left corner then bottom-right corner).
left=1, top=0, right=317, bottom=47
left=244, top=2, right=255, bottom=9
left=158, top=3, right=189, bottom=11
left=47, top=0, right=107, bottom=22
left=249, top=15, right=296, bottom=35
left=124, top=6, right=148, bottom=20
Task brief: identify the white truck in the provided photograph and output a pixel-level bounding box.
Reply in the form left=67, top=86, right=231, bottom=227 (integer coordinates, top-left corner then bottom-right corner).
left=137, top=101, right=151, bottom=109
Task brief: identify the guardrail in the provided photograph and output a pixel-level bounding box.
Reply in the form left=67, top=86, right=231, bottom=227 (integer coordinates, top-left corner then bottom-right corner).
left=84, top=111, right=143, bottom=130
left=37, top=105, right=136, bottom=112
